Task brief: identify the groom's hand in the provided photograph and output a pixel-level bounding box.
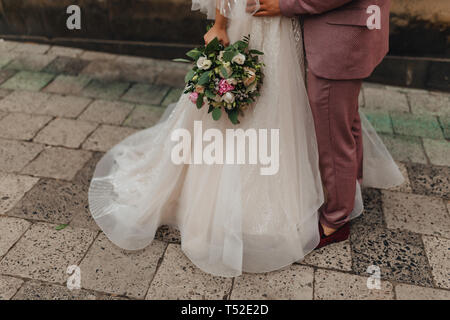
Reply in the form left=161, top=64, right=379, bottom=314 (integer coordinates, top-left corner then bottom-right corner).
left=247, top=0, right=281, bottom=17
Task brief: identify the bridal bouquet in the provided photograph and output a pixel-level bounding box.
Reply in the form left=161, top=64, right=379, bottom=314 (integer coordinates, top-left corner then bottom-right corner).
left=175, top=35, right=264, bottom=125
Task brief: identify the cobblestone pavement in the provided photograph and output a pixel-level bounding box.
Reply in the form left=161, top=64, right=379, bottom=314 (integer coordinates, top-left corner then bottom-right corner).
left=0, top=40, right=449, bottom=300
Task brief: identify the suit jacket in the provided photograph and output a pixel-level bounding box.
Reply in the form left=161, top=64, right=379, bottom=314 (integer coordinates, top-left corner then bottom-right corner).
left=279, top=0, right=390, bottom=80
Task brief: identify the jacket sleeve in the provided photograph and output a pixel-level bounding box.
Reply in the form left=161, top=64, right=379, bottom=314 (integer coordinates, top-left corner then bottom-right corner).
left=279, top=0, right=354, bottom=17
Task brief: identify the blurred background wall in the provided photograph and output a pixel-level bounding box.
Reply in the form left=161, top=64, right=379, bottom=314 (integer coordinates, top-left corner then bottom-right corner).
left=0, top=0, right=448, bottom=90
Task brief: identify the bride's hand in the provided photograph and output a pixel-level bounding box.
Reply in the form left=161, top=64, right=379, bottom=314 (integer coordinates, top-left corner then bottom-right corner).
left=204, top=24, right=230, bottom=47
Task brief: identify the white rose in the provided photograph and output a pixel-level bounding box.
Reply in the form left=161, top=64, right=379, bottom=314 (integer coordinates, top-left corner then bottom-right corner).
left=197, top=56, right=212, bottom=70
left=222, top=92, right=235, bottom=104
left=232, top=53, right=246, bottom=65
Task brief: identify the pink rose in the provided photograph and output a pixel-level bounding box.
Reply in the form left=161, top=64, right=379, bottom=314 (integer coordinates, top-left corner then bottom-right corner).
left=218, top=79, right=235, bottom=95
left=189, top=92, right=199, bottom=104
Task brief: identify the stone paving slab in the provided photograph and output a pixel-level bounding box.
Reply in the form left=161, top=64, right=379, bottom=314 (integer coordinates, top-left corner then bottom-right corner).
left=12, top=281, right=96, bottom=300
left=409, top=91, right=450, bottom=117
left=300, top=240, right=352, bottom=272
left=230, top=265, right=314, bottom=300
left=79, top=233, right=166, bottom=299
left=5, top=54, right=56, bottom=72
left=407, top=163, right=450, bottom=200
left=155, top=66, right=189, bottom=88
left=395, top=283, right=450, bottom=300
left=439, top=115, right=450, bottom=140
left=80, top=51, right=118, bottom=61
left=121, top=83, right=169, bottom=105
left=78, top=99, right=134, bottom=125
left=43, top=56, right=90, bottom=76
left=363, top=87, right=409, bottom=113
left=0, top=113, right=52, bottom=140
left=35, top=94, right=92, bottom=118
left=0, top=69, right=17, bottom=85
left=0, top=88, right=11, bottom=98
left=34, top=118, right=97, bottom=148
left=8, top=179, right=88, bottom=225
left=12, top=43, right=50, bottom=55
left=82, top=125, right=138, bottom=152
left=22, top=147, right=92, bottom=181
left=0, top=90, right=51, bottom=114
left=350, top=224, right=434, bottom=287
left=422, top=235, right=450, bottom=290
left=81, top=79, right=130, bottom=100
left=0, top=173, right=39, bottom=214
left=162, top=88, right=185, bottom=106
left=47, top=46, right=83, bottom=58
left=363, top=111, right=393, bottom=134
left=314, top=269, right=394, bottom=300
left=81, top=60, right=159, bottom=84
left=391, top=113, right=444, bottom=140
left=423, top=139, right=450, bottom=167
left=154, top=225, right=181, bottom=244
left=0, top=275, right=24, bottom=300
left=0, top=71, right=55, bottom=91
left=380, top=134, right=428, bottom=164
left=0, top=40, right=18, bottom=52
left=146, top=244, right=232, bottom=300
left=0, top=222, right=97, bottom=284
left=382, top=191, right=450, bottom=238
left=0, top=53, right=17, bottom=69
left=0, top=139, right=44, bottom=173
left=0, top=216, right=31, bottom=257
left=123, top=105, right=165, bottom=129
left=354, top=188, right=384, bottom=227
left=43, top=74, right=91, bottom=95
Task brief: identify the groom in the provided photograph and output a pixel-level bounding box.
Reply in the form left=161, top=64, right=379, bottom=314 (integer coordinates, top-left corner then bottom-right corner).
left=249, top=0, right=390, bottom=248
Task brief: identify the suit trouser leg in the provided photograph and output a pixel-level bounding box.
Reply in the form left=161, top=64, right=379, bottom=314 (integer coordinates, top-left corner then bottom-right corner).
left=307, top=70, right=363, bottom=229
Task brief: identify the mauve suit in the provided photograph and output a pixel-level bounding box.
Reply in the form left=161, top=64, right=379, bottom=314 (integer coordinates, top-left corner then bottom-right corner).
left=279, top=0, right=391, bottom=228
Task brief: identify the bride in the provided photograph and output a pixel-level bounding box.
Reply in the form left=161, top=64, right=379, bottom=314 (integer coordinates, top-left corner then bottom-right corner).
left=88, top=0, right=403, bottom=277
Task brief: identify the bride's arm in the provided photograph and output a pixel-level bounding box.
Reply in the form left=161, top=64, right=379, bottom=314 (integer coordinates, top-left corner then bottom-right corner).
left=203, top=9, right=230, bottom=46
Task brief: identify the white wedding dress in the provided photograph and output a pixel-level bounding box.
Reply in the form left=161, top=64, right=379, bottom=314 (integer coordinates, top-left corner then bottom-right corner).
left=89, top=0, right=404, bottom=277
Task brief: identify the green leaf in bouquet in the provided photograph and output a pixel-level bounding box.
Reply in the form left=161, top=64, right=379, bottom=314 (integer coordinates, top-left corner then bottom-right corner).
left=186, top=48, right=203, bottom=60
left=212, top=107, right=222, bottom=121
left=185, top=69, right=196, bottom=83
left=197, top=71, right=211, bottom=85
left=196, top=93, right=204, bottom=109
left=233, top=40, right=249, bottom=51
left=220, top=66, right=229, bottom=78
left=205, top=37, right=221, bottom=54
left=205, top=89, right=216, bottom=99
left=173, top=58, right=192, bottom=63
left=228, top=109, right=240, bottom=125
left=249, top=49, right=264, bottom=55
left=223, top=50, right=238, bottom=63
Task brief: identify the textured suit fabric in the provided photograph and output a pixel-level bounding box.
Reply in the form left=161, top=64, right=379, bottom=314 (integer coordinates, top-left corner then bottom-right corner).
left=307, top=70, right=363, bottom=228
left=280, top=0, right=390, bottom=80
left=279, top=0, right=390, bottom=227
